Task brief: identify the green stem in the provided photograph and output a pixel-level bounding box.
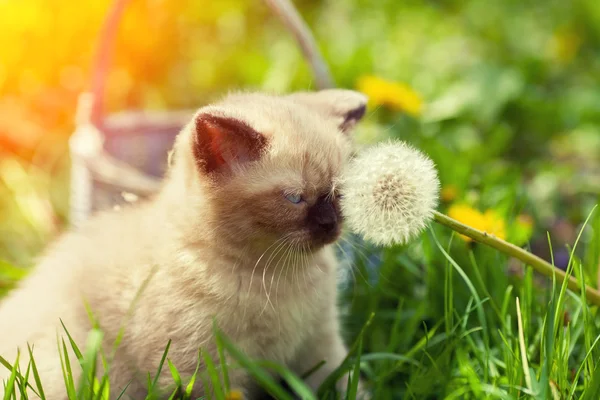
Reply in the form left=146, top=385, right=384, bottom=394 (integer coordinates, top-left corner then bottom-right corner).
left=432, top=210, right=600, bottom=307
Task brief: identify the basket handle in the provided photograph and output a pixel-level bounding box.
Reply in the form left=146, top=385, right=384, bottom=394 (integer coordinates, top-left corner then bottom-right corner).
left=88, top=0, right=333, bottom=123
left=263, top=0, right=334, bottom=90
left=90, top=0, right=130, bottom=124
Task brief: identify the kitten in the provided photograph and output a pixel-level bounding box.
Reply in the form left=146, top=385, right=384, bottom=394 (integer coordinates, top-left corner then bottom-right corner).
left=0, top=89, right=368, bottom=398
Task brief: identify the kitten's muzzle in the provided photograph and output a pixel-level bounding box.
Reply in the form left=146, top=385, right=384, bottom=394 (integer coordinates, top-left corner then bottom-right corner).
left=307, top=197, right=341, bottom=244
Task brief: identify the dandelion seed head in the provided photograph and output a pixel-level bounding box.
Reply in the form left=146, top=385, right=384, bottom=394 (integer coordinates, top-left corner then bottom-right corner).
left=340, top=141, right=440, bottom=246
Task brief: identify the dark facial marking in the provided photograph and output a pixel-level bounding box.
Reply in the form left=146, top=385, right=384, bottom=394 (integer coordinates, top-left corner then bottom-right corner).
left=307, top=195, right=341, bottom=244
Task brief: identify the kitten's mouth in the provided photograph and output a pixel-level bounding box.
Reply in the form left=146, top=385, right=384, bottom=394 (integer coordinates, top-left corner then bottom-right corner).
left=294, top=222, right=342, bottom=250
left=284, top=222, right=341, bottom=251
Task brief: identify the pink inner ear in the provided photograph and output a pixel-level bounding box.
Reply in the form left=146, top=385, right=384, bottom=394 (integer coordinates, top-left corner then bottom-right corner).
left=194, top=114, right=268, bottom=175
left=205, top=122, right=227, bottom=167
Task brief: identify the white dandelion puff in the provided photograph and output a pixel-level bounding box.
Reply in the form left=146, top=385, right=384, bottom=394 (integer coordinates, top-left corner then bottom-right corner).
left=340, top=141, right=440, bottom=246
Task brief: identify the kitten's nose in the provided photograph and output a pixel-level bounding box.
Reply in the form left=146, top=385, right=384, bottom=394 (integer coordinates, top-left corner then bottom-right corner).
left=308, top=198, right=340, bottom=243
left=317, top=215, right=337, bottom=234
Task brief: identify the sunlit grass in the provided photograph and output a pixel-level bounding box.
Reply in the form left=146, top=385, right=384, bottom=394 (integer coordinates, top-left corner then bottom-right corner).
left=3, top=212, right=600, bottom=398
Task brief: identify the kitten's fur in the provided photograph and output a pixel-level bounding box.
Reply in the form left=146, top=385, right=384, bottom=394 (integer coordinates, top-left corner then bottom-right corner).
left=0, top=89, right=368, bottom=398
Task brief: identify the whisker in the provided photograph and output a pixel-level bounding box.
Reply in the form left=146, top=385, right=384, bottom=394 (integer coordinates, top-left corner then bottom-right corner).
left=260, top=235, right=293, bottom=315
left=273, top=241, right=294, bottom=305
left=293, top=241, right=300, bottom=291
left=307, top=246, right=320, bottom=298
left=338, top=236, right=374, bottom=288
left=243, top=235, right=290, bottom=322
left=247, top=235, right=288, bottom=296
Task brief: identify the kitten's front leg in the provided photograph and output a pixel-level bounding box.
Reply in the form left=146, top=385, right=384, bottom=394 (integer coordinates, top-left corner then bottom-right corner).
left=290, top=312, right=369, bottom=399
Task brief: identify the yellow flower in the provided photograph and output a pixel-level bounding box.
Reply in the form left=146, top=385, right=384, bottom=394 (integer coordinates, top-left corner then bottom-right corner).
left=356, top=75, right=423, bottom=116
left=447, top=204, right=506, bottom=242
left=548, top=29, right=581, bottom=64
left=226, top=390, right=244, bottom=400
left=448, top=204, right=486, bottom=242
left=482, top=210, right=507, bottom=241
left=440, top=185, right=458, bottom=203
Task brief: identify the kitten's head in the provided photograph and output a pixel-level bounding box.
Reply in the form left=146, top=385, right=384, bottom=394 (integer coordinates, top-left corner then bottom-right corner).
left=173, top=89, right=367, bottom=253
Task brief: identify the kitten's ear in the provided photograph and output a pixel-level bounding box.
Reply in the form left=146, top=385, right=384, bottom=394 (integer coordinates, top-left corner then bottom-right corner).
left=193, top=112, right=268, bottom=175
left=287, top=89, right=368, bottom=133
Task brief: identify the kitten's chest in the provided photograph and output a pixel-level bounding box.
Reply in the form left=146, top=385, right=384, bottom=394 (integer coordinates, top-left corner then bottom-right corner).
left=156, top=248, right=335, bottom=365
left=220, top=273, right=326, bottom=363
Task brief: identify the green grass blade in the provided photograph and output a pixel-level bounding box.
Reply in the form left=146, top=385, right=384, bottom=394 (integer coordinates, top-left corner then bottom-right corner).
left=567, top=334, right=600, bottom=399
left=254, top=361, right=316, bottom=400
left=167, top=359, right=182, bottom=388
left=2, top=352, right=19, bottom=400
left=26, top=344, right=46, bottom=400
left=78, top=329, right=104, bottom=399
left=214, top=329, right=292, bottom=400
left=58, top=338, right=78, bottom=400
left=148, top=339, right=171, bottom=396
left=201, top=350, right=226, bottom=400
left=214, top=323, right=230, bottom=393
left=185, top=353, right=202, bottom=398
left=20, top=357, right=32, bottom=397
left=0, top=354, right=41, bottom=399
left=347, top=336, right=363, bottom=399
left=317, top=312, right=374, bottom=398
left=93, top=376, right=110, bottom=400
left=431, top=230, right=489, bottom=351
left=515, top=297, right=532, bottom=391
left=60, top=319, right=83, bottom=363
left=114, top=381, right=131, bottom=400
left=300, top=360, right=325, bottom=380
left=582, top=358, right=600, bottom=400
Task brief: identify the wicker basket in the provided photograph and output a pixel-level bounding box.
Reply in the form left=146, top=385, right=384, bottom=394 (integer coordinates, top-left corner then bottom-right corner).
left=69, top=0, right=332, bottom=227
left=69, top=96, right=192, bottom=226
left=68, top=0, right=194, bottom=227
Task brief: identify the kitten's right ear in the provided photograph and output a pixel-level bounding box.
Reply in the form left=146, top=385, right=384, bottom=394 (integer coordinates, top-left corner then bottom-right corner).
left=193, top=111, right=268, bottom=176
left=286, top=89, right=368, bottom=134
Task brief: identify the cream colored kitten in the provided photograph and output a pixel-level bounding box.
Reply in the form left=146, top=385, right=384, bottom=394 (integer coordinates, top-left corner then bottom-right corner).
left=0, top=89, right=367, bottom=398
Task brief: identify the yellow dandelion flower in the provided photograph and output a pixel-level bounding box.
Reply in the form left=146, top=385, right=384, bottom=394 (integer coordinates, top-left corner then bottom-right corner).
left=440, top=185, right=458, bottom=203
left=448, top=204, right=487, bottom=242
left=482, top=210, right=507, bottom=241
left=226, top=390, right=244, bottom=400
left=356, top=75, right=424, bottom=116
left=447, top=204, right=507, bottom=242
left=548, top=29, right=581, bottom=64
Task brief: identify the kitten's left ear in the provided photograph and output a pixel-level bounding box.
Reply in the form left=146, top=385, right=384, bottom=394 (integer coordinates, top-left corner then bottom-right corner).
left=193, top=111, right=268, bottom=176
left=286, top=89, right=368, bottom=133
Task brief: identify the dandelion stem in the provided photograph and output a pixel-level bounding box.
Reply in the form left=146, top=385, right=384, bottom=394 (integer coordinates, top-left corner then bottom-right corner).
left=432, top=210, right=600, bottom=307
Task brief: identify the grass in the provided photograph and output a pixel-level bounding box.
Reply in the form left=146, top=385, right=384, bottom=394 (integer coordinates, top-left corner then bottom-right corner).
left=2, top=208, right=600, bottom=399
left=0, top=314, right=366, bottom=399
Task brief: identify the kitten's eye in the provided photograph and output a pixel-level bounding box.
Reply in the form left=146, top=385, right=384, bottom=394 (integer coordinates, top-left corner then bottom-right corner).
left=284, top=193, right=303, bottom=204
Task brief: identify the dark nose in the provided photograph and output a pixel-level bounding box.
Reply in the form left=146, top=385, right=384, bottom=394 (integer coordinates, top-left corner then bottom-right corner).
left=317, top=213, right=337, bottom=233
left=309, top=199, right=339, bottom=234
